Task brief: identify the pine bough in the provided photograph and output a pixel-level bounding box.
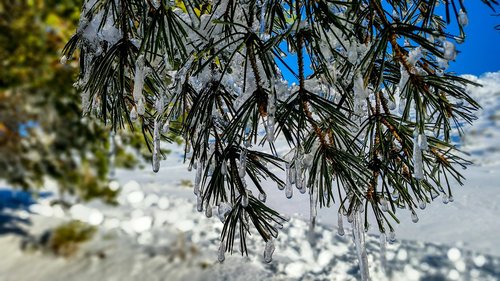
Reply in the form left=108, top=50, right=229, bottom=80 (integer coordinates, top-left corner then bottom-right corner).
left=63, top=0, right=498, bottom=279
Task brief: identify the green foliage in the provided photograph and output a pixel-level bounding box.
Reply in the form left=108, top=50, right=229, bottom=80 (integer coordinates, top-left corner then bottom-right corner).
left=180, top=179, right=194, bottom=187
left=48, top=220, right=97, bottom=257
left=0, top=0, right=143, bottom=203
left=65, top=0, right=498, bottom=258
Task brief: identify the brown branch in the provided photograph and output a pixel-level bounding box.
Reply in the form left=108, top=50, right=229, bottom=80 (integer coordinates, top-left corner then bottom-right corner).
left=247, top=3, right=267, bottom=118
left=371, top=1, right=416, bottom=75
left=295, top=2, right=328, bottom=148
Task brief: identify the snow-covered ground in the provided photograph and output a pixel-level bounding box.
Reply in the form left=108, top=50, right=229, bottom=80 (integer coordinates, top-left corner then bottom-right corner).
left=0, top=72, right=499, bottom=280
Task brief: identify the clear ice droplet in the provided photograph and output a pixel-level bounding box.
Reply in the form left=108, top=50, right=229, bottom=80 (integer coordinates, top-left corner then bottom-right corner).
left=263, top=239, right=275, bottom=263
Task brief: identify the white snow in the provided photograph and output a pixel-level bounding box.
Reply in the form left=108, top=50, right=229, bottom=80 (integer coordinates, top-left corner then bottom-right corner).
left=128, top=215, right=153, bottom=233
left=126, top=190, right=145, bottom=205
left=0, top=73, right=499, bottom=280
left=448, top=248, right=462, bottom=262
left=443, top=41, right=457, bottom=61
left=109, top=180, right=120, bottom=191
left=28, top=203, right=54, bottom=217
left=459, top=9, right=469, bottom=26
left=69, top=204, right=104, bottom=226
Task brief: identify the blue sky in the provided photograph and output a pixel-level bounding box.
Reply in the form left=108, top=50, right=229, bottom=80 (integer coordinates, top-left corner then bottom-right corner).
left=447, top=4, right=500, bottom=75
left=278, top=3, right=499, bottom=83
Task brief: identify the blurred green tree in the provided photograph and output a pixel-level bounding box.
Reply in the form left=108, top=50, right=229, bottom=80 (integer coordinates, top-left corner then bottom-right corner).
left=0, top=0, right=144, bottom=204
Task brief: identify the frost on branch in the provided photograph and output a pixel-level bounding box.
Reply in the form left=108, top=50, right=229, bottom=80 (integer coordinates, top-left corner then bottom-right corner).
left=263, top=239, right=275, bottom=263
left=64, top=0, right=485, bottom=277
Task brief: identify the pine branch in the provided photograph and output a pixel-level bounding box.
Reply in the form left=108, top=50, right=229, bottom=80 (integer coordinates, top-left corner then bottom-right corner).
left=64, top=0, right=500, bottom=268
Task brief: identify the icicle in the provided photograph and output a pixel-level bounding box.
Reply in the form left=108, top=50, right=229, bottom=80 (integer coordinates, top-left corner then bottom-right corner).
left=221, top=161, right=228, bottom=175
left=152, top=119, right=161, bottom=173
left=352, top=210, right=370, bottom=281
left=285, top=183, right=293, bottom=199
left=263, top=239, right=275, bottom=263
left=266, top=116, right=275, bottom=142
left=259, top=0, right=268, bottom=34
left=419, top=200, right=426, bottom=210
left=218, top=241, right=226, bottom=262
left=347, top=212, right=354, bottom=223
left=309, top=186, right=318, bottom=234
left=295, top=175, right=304, bottom=190
left=398, top=98, right=407, bottom=115
left=411, top=210, right=419, bottom=223
left=302, top=153, right=313, bottom=168
left=388, top=230, right=396, bottom=244
left=392, top=9, right=399, bottom=21
left=337, top=212, right=345, bottom=236
left=408, top=46, right=423, bottom=66
left=348, top=44, right=358, bottom=64
left=285, top=163, right=292, bottom=194
left=443, top=41, right=457, bottom=61
left=399, top=66, right=409, bottom=94
left=289, top=165, right=296, bottom=185
left=60, top=55, right=68, bottom=64
left=151, top=0, right=161, bottom=9
left=205, top=205, right=212, bottom=218
left=353, top=72, right=368, bottom=116
left=442, top=194, right=449, bottom=204
left=413, top=136, right=424, bottom=180
left=296, top=173, right=303, bottom=190
left=387, top=99, right=396, bottom=110
left=207, top=160, right=215, bottom=177
left=196, top=193, right=203, bottom=212
left=437, top=57, right=449, bottom=70
left=458, top=9, right=468, bottom=26
left=294, top=149, right=304, bottom=186
left=81, top=91, right=91, bottom=115
left=418, top=133, right=428, bottom=150
left=239, top=149, right=247, bottom=178
left=241, top=190, right=249, bottom=207
left=162, top=119, right=170, bottom=134
left=130, top=107, right=138, bottom=121
left=244, top=125, right=251, bottom=147
left=380, top=233, right=387, bottom=273
left=133, top=55, right=146, bottom=102
left=391, top=189, right=400, bottom=200
left=194, top=161, right=202, bottom=195
left=380, top=197, right=389, bottom=212
left=258, top=192, right=267, bottom=202
left=108, top=131, right=116, bottom=178
left=268, top=90, right=276, bottom=114
left=155, top=95, right=164, bottom=114
left=285, top=168, right=293, bottom=199
left=137, top=97, right=145, bottom=116
left=299, top=179, right=307, bottom=194
left=217, top=202, right=232, bottom=223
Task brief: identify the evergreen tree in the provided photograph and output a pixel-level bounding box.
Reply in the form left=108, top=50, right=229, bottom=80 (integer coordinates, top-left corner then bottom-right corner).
left=64, top=0, right=498, bottom=278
